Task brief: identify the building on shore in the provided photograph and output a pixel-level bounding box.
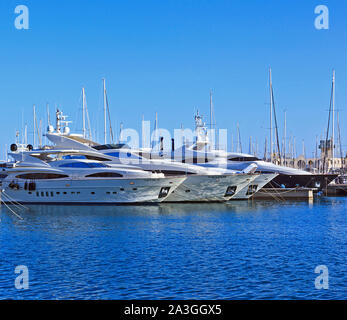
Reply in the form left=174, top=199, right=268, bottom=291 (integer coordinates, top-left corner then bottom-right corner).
left=270, top=139, right=346, bottom=173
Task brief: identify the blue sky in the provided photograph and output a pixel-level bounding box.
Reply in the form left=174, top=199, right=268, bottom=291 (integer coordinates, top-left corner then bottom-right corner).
left=0, top=0, right=346, bottom=159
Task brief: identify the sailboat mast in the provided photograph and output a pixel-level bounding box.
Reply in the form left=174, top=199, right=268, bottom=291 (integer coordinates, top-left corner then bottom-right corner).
left=337, top=111, right=343, bottom=169
left=155, top=112, right=158, bottom=150
left=103, top=78, right=107, bottom=144
left=82, top=87, right=86, bottom=138
left=46, top=103, right=50, bottom=126
left=24, top=124, right=27, bottom=145
left=332, top=70, right=335, bottom=171
left=269, top=68, right=273, bottom=162
left=237, top=123, right=242, bottom=153
left=284, top=110, right=286, bottom=166
left=210, top=90, right=213, bottom=131
left=33, top=105, right=36, bottom=148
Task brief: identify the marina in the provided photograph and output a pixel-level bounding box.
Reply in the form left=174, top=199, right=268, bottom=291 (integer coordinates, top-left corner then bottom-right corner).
left=1, top=0, right=346, bottom=303
left=0, top=94, right=346, bottom=206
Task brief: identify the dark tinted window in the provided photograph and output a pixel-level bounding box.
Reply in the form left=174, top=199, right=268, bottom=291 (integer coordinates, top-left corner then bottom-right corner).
left=145, top=170, right=194, bottom=176
left=92, top=144, right=129, bottom=150
left=63, top=155, right=111, bottom=161
left=85, top=172, right=123, bottom=178
left=228, top=157, right=260, bottom=161
left=60, top=162, right=108, bottom=168
left=16, top=173, right=69, bottom=179
left=161, top=170, right=194, bottom=176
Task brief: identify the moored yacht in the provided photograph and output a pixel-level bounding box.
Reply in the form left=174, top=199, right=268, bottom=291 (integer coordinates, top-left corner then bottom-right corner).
left=1, top=151, right=185, bottom=204
left=142, top=112, right=337, bottom=190
left=41, top=110, right=262, bottom=202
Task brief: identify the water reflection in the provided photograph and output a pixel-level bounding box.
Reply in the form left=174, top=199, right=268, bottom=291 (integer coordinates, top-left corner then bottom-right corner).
left=1, top=197, right=346, bottom=299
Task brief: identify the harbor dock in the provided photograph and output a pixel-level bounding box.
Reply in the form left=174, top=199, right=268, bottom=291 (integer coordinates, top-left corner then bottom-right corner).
left=324, top=184, right=347, bottom=196
left=252, top=188, right=315, bottom=200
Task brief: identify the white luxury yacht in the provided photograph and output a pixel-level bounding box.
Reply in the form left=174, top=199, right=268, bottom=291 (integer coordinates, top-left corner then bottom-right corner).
left=0, top=148, right=185, bottom=204
left=43, top=111, right=262, bottom=202
left=140, top=112, right=336, bottom=191
left=40, top=110, right=261, bottom=202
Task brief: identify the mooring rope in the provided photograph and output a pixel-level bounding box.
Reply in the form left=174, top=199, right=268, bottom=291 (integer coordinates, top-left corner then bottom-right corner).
left=0, top=198, right=23, bottom=220
left=1, top=190, right=29, bottom=210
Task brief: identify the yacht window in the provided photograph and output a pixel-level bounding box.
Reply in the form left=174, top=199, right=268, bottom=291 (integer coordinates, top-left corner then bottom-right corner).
left=225, top=186, right=237, bottom=197
left=46, top=192, right=49, bottom=197
left=85, top=172, right=123, bottom=178
left=158, top=187, right=171, bottom=198
left=92, top=143, right=129, bottom=150
left=246, top=185, right=258, bottom=195
left=63, top=155, right=85, bottom=160
left=85, top=155, right=111, bottom=161
left=161, top=170, right=194, bottom=176
left=16, top=173, right=69, bottom=180
left=63, top=155, right=111, bottom=161
left=36, top=192, right=39, bottom=197
left=41, top=192, right=44, bottom=196
left=59, top=162, right=108, bottom=168
left=228, top=156, right=260, bottom=161
left=106, top=152, right=142, bottom=160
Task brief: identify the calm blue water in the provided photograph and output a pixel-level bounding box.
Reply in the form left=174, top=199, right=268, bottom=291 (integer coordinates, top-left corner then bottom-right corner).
left=0, top=197, right=346, bottom=300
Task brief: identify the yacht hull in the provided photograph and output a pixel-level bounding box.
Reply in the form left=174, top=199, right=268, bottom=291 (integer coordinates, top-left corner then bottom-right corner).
left=1, top=177, right=185, bottom=204
left=164, top=174, right=255, bottom=202
left=230, top=173, right=278, bottom=200
left=263, top=173, right=338, bottom=189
